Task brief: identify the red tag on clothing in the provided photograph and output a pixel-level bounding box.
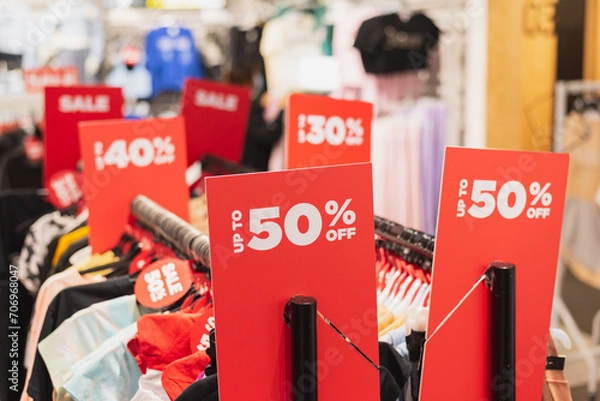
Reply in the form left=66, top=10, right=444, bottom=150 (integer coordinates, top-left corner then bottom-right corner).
left=128, top=247, right=153, bottom=276
left=205, top=163, right=378, bottom=401
left=47, top=170, right=84, bottom=209
left=121, top=45, right=142, bottom=67
left=189, top=307, right=215, bottom=353
left=286, top=94, right=373, bottom=168
left=135, top=258, right=194, bottom=309
left=24, top=136, right=44, bottom=162
left=44, top=86, right=124, bottom=188
left=78, top=117, right=189, bottom=253
left=420, top=148, right=569, bottom=401
left=181, top=79, right=251, bottom=165
left=24, top=67, right=79, bottom=93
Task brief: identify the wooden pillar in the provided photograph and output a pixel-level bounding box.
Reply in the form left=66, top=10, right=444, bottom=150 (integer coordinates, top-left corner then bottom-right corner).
left=585, top=0, right=600, bottom=79
left=487, top=0, right=559, bottom=151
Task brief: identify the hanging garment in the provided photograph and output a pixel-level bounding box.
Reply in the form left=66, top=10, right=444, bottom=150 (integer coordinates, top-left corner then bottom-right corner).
left=0, top=1, right=36, bottom=68
left=242, top=98, right=284, bottom=171
left=20, top=269, right=105, bottom=401
left=62, top=323, right=140, bottom=401
left=354, top=13, right=440, bottom=75
left=106, top=62, right=153, bottom=100
left=17, top=211, right=79, bottom=294
left=132, top=369, right=171, bottom=401
left=371, top=101, right=447, bottom=233
left=127, top=309, right=212, bottom=400
left=38, top=295, right=141, bottom=392
left=331, top=2, right=378, bottom=97
left=260, top=11, right=326, bottom=94
left=0, top=190, right=53, bottom=276
left=26, top=276, right=134, bottom=401
left=50, top=225, right=90, bottom=267
left=371, top=110, right=424, bottom=230
left=145, top=26, right=204, bottom=97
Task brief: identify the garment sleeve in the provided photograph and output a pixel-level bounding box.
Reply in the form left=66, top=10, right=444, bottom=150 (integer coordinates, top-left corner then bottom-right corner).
left=246, top=102, right=283, bottom=147
left=63, top=325, right=140, bottom=401
left=145, top=30, right=159, bottom=95
left=259, top=18, right=283, bottom=58
left=186, top=30, right=204, bottom=79
left=87, top=13, right=106, bottom=66
left=353, top=18, right=381, bottom=55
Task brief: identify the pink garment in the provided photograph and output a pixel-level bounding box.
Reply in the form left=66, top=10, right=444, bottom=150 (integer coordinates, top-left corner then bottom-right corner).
left=332, top=4, right=424, bottom=111
left=371, top=108, right=424, bottom=230
left=362, top=72, right=424, bottom=116
left=20, top=269, right=104, bottom=401
left=332, top=3, right=377, bottom=95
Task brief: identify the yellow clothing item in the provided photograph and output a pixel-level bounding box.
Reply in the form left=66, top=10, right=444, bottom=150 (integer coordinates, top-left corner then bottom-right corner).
left=52, top=226, right=90, bottom=267
left=74, top=251, right=119, bottom=277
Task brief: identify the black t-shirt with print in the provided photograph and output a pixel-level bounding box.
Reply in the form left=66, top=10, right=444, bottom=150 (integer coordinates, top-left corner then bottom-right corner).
left=354, top=13, right=440, bottom=74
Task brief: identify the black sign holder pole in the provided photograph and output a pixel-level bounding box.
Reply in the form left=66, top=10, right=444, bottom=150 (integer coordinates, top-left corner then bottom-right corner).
left=489, top=262, right=516, bottom=401
left=286, top=296, right=318, bottom=401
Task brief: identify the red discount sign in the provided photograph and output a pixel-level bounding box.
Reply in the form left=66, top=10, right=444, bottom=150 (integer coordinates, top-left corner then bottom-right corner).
left=205, top=163, right=378, bottom=401
left=79, top=117, right=190, bottom=253
left=47, top=170, right=84, bottom=209
left=181, top=79, right=251, bottom=165
left=286, top=94, right=373, bottom=168
left=135, top=258, right=194, bottom=309
left=44, top=86, right=124, bottom=188
left=189, top=307, right=215, bottom=353
left=420, top=148, right=569, bottom=401
left=24, top=67, right=79, bottom=93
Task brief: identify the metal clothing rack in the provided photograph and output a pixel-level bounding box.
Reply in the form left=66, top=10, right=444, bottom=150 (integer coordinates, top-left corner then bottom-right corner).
left=130, top=195, right=211, bottom=267
left=374, top=215, right=435, bottom=259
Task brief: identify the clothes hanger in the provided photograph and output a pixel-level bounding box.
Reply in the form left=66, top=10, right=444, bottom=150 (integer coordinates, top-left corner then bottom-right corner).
left=159, top=14, right=181, bottom=37
left=78, top=241, right=143, bottom=277
left=397, top=0, right=413, bottom=22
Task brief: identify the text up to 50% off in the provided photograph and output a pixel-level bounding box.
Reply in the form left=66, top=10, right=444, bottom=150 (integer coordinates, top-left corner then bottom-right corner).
left=230, top=199, right=357, bottom=254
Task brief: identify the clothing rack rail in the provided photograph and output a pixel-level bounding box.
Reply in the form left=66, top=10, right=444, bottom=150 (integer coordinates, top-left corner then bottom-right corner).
left=374, top=215, right=435, bottom=259
left=200, top=154, right=257, bottom=176
left=130, top=195, right=211, bottom=267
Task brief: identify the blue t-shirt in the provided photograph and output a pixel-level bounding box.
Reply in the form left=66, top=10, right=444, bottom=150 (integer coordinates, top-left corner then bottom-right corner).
left=145, top=26, right=204, bottom=97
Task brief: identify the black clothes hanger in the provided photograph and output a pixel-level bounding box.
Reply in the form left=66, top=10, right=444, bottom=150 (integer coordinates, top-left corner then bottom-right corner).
left=130, top=195, right=211, bottom=268
left=374, top=215, right=434, bottom=260
left=200, top=154, right=257, bottom=176
left=77, top=242, right=143, bottom=277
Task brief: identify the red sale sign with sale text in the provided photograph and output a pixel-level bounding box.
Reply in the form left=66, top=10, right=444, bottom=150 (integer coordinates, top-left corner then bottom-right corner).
left=44, top=86, right=124, bottom=188
left=135, top=258, right=194, bottom=309
left=79, top=117, right=190, bottom=253
left=47, top=170, right=84, bottom=210
left=206, top=163, right=378, bottom=401
left=181, top=79, right=251, bottom=165
left=24, top=67, right=79, bottom=93
left=286, top=94, right=373, bottom=168
left=420, top=148, right=569, bottom=401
